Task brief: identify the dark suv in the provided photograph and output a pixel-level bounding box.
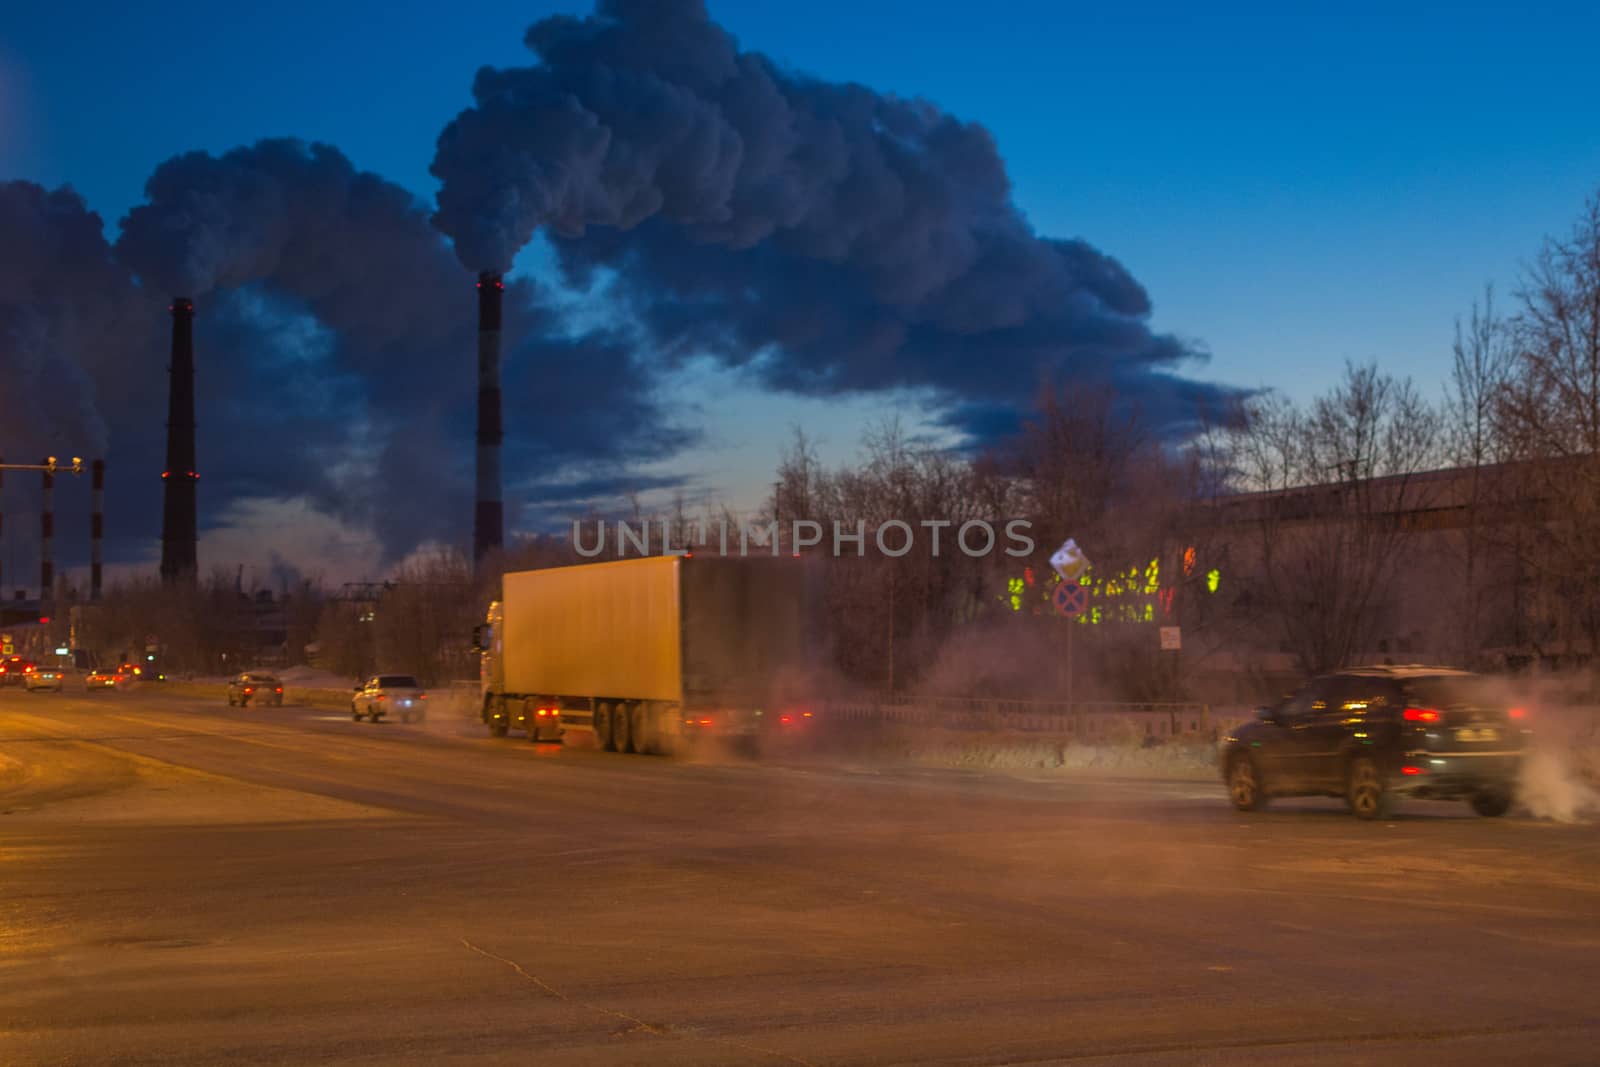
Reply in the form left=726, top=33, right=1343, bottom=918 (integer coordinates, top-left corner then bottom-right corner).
left=1220, top=666, right=1528, bottom=819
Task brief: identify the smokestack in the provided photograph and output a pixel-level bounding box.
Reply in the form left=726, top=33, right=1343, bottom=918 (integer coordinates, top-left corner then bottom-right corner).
left=160, top=297, right=198, bottom=584
left=474, top=271, right=504, bottom=568
left=40, top=460, right=53, bottom=598
left=91, top=459, right=104, bottom=601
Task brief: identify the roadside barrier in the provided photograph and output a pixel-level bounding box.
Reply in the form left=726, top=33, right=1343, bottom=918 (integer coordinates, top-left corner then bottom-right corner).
left=824, top=696, right=1212, bottom=739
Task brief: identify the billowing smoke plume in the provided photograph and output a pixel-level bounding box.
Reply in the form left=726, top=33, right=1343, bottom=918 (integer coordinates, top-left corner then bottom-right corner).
left=432, top=0, right=1231, bottom=437
left=3, top=0, right=1232, bottom=581
left=1, top=139, right=682, bottom=573
left=0, top=183, right=135, bottom=456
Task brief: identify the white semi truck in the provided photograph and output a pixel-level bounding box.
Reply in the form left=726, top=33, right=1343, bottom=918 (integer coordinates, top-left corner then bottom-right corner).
left=473, top=555, right=816, bottom=753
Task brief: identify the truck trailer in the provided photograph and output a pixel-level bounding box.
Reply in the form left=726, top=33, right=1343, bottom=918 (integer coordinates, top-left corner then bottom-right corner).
left=474, top=555, right=817, bottom=753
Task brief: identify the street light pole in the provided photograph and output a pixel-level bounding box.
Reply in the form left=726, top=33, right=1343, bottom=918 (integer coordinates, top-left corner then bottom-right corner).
left=0, top=457, right=89, bottom=610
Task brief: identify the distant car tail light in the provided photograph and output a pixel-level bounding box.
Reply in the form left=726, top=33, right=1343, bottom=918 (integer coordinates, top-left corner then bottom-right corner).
left=1508, top=707, right=1527, bottom=719
left=1403, top=707, right=1442, bottom=723
left=377, top=694, right=387, bottom=701
left=244, top=687, right=254, bottom=694
left=698, top=718, right=712, bottom=726
left=275, top=687, right=283, bottom=693
left=417, top=693, right=426, bottom=700
left=780, top=714, right=793, bottom=724
left=1401, top=765, right=1427, bottom=776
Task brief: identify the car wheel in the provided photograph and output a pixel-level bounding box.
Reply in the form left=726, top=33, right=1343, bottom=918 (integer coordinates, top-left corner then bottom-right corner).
left=227, top=694, right=236, bottom=707
left=1227, top=754, right=1267, bottom=811
left=1347, top=757, right=1394, bottom=820
left=1470, top=788, right=1512, bottom=817
left=352, top=704, right=363, bottom=722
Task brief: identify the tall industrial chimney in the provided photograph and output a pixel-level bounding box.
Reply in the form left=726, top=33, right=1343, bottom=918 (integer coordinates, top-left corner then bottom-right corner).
left=90, top=459, right=104, bottom=601
left=40, top=460, right=53, bottom=598
left=474, top=271, right=504, bottom=568
left=160, top=297, right=198, bottom=584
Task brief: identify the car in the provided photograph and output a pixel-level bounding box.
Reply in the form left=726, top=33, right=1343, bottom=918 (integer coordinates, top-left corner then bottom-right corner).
left=1220, top=665, right=1529, bottom=820
left=84, top=670, right=118, bottom=691
left=352, top=674, right=427, bottom=723
left=1, top=656, right=35, bottom=686
left=23, top=666, right=64, bottom=692
left=226, top=672, right=285, bottom=707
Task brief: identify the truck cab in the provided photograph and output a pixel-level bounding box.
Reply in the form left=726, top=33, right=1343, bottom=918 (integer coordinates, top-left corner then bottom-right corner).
left=474, top=601, right=562, bottom=742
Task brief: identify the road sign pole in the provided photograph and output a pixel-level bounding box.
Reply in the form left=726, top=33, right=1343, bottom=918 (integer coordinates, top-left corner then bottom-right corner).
left=1066, top=618, right=1075, bottom=718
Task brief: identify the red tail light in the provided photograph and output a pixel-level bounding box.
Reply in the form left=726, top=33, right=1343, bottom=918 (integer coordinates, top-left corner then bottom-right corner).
left=275, top=687, right=283, bottom=693
left=1401, top=765, right=1426, bottom=776
left=417, top=693, right=426, bottom=700
left=1508, top=707, right=1526, bottom=720
left=698, top=718, right=712, bottom=726
left=780, top=714, right=793, bottom=724
left=244, top=687, right=254, bottom=694
left=1403, top=707, right=1441, bottom=723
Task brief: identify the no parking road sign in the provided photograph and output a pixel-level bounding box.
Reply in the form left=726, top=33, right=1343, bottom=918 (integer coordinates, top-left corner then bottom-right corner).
left=1052, top=580, right=1088, bottom=618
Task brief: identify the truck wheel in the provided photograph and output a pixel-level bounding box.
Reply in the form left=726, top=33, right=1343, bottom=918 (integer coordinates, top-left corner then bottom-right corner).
left=1347, top=757, right=1394, bottom=820
left=614, top=702, right=635, bottom=754
left=484, top=695, right=509, bottom=737
left=594, top=703, right=615, bottom=751
left=630, top=703, right=655, bottom=755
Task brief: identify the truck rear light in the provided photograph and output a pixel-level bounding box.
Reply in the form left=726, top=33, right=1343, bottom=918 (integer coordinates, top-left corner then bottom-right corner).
left=1401, top=765, right=1426, bottom=776
left=1403, top=707, right=1441, bottom=723
left=698, top=718, right=712, bottom=726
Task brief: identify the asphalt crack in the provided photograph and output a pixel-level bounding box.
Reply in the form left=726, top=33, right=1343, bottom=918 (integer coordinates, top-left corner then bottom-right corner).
left=460, top=936, right=815, bottom=1065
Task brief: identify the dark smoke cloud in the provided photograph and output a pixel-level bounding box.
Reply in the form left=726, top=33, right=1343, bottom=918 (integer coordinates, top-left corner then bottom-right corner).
left=0, top=182, right=138, bottom=457
left=1, top=140, right=688, bottom=577
left=110, top=140, right=685, bottom=559
left=431, top=0, right=1236, bottom=438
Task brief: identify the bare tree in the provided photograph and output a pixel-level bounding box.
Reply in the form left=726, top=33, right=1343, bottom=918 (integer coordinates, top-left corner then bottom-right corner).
left=1500, top=190, right=1600, bottom=661
left=1225, top=363, right=1441, bottom=674
left=1439, top=286, right=1515, bottom=660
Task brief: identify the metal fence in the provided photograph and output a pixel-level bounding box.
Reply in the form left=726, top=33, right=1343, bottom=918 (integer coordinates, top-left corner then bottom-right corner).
left=823, top=696, right=1213, bottom=739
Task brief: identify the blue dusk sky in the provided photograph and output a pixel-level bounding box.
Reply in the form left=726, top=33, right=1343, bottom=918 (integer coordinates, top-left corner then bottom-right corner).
left=2, top=1, right=1597, bottom=582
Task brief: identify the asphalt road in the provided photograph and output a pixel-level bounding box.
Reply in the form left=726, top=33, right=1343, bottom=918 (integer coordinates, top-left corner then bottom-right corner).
left=2, top=686, right=1597, bottom=1066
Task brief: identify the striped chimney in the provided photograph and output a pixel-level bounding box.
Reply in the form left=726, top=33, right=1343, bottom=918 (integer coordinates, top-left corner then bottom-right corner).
left=91, top=459, right=104, bottom=601
left=40, top=460, right=53, bottom=597
left=474, top=270, right=504, bottom=568
left=160, top=297, right=198, bottom=584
